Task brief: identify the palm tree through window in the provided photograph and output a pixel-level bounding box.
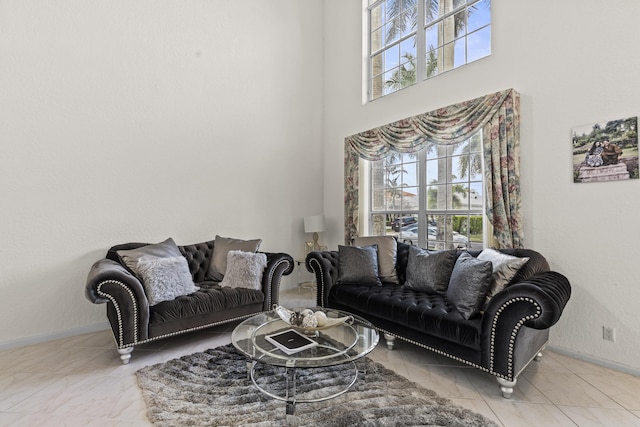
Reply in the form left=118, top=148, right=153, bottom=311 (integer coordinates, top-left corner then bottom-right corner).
left=368, top=0, right=491, bottom=100
left=368, top=132, right=484, bottom=250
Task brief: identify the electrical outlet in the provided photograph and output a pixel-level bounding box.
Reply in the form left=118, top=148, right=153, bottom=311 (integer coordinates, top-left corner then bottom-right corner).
left=603, top=326, right=616, bottom=342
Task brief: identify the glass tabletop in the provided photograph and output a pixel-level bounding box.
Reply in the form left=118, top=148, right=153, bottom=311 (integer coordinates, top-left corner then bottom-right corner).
left=232, top=307, right=379, bottom=368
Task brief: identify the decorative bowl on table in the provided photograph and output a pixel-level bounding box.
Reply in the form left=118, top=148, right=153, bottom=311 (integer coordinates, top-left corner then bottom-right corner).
left=273, top=305, right=353, bottom=334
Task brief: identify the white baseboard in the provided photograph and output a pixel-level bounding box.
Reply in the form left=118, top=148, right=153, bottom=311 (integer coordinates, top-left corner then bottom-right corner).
left=0, top=322, right=111, bottom=351
left=547, top=344, right=640, bottom=377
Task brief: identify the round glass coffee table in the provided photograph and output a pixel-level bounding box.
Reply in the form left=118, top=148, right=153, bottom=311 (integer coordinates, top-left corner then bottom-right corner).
left=231, top=307, right=379, bottom=420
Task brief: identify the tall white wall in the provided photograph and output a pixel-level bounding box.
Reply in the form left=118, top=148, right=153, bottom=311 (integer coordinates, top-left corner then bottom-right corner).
left=322, top=0, right=640, bottom=372
left=0, top=0, right=324, bottom=346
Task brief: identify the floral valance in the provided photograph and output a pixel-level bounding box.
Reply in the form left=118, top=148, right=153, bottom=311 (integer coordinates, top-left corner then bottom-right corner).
left=345, top=89, right=512, bottom=161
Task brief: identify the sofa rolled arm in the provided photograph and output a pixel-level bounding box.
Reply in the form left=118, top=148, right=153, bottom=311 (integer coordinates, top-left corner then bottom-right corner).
left=85, top=258, right=151, bottom=345
left=480, top=271, right=571, bottom=379
left=86, top=259, right=143, bottom=304
left=262, top=252, right=294, bottom=309
left=484, top=271, right=571, bottom=331
left=305, top=250, right=339, bottom=307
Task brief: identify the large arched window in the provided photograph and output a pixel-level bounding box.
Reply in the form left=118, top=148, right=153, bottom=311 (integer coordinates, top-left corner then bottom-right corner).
left=344, top=88, right=522, bottom=248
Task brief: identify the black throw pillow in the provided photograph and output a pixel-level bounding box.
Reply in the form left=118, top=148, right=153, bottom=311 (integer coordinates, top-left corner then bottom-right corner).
left=447, top=252, right=493, bottom=320
left=337, top=245, right=382, bottom=286
left=404, top=245, right=457, bottom=294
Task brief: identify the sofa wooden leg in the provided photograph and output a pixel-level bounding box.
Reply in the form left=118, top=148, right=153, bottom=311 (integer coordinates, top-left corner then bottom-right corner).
left=497, top=377, right=517, bottom=399
left=383, top=333, right=396, bottom=350
left=118, top=347, right=134, bottom=365
left=534, top=351, right=543, bottom=362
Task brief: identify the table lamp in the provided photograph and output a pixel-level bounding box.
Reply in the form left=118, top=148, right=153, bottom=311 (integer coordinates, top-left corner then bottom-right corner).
left=304, top=215, right=325, bottom=254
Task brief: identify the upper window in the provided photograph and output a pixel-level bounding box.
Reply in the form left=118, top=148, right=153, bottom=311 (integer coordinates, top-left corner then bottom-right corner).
left=367, top=132, right=485, bottom=250
left=368, top=0, right=491, bottom=101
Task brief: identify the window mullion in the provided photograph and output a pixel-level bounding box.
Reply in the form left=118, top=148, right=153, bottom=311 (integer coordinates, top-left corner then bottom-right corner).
left=370, top=33, right=416, bottom=58
left=367, top=0, right=385, bottom=11
left=417, top=148, right=427, bottom=248
left=416, top=0, right=426, bottom=82
left=428, top=0, right=476, bottom=26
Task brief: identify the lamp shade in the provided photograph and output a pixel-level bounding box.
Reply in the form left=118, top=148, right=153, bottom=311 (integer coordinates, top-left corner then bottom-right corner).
left=304, top=215, right=325, bottom=233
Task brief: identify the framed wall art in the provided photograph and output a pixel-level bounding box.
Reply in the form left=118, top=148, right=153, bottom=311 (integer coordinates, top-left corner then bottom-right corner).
left=572, top=116, right=639, bottom=183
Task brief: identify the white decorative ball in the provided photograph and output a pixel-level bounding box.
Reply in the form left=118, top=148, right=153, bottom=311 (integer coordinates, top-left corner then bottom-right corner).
left=301, top=314, right=318, bottom=329
left=314, top=311, right=327, bottom=327
left=300, top=309, right=314, bottom=317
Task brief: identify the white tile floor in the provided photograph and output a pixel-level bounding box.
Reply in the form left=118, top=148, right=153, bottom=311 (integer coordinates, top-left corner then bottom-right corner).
left=1, top=287, right=639, bottom=426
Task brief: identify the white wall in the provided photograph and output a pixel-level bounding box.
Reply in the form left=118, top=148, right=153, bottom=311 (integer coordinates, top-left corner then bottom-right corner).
left=322, top=0, right=640, bottom=372
left=0, top=0, right=324, bottom=346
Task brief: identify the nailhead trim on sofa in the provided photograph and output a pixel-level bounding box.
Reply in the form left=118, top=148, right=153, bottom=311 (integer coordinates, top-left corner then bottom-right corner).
left=96, top=276, right=275, bottom=349
left=308, top=258, right=326, bottom=305
left=97, top=279, right=137, bottom=347
left=489, top=296, right=541, bottom=379
left=95, top=257, right=293, bottom=350
left=116, top=312, right=268, bottom=349
left=264, top=258, right=292, bottom=309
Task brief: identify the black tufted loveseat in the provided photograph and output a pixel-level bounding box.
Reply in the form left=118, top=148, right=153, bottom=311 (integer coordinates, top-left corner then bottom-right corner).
left=86, top=240, right=293, bottom=364
left=306, top=243, right=571, bottom=398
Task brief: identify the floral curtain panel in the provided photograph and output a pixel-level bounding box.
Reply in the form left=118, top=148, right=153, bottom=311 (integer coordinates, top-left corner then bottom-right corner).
left=344, top=88, right=523, bottom=249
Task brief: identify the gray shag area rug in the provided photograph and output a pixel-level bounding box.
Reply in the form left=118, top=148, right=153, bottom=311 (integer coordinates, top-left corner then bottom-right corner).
left=136, top=344, right=498, bottom=426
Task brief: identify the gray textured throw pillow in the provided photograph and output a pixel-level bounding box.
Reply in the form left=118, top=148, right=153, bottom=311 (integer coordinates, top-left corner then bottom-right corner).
left=220, top=250, right=268, bottom=290
left=135, top=256, right=200, bottom=306
left=117, top=237, right=183, bottom=276
left=477, top=248, right=530, bottom=304
left=337, top=245, right=381, bottom=286
left=208, top=235, right=262, bottom=281
left=447, top=252, right=493, bottom=320
left=353, top=236, right=399, bottom=284
left=404, top=245, right=457, bottom=294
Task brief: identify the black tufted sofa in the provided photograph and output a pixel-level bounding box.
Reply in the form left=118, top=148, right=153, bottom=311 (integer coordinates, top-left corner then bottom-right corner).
left=306, top=243, right=571, bottom=398
left=86, top=240, right=293, bottom=364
